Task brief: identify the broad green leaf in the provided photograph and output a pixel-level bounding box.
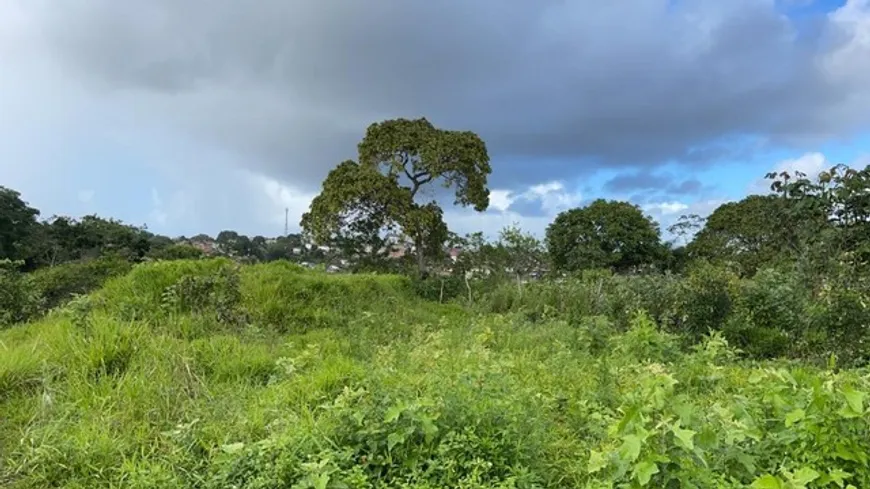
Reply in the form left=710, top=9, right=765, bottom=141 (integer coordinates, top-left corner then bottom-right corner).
left=384, top=404, right=404, bottom=423
left=313, top=472, right=330, bottom=489
left=619, top=435, right=642, bottom=462
left=751, top=474, right=783, bottom=489
left=784, top=409, right=806, bottom=427
left=825, top=469, right=852, bottom=488
left=387, top=432, right=404, bottom=451
left=671, top=424, right=696, bottom=451
left=632, top=461, right=659, bottom=486
left=420, top=417, right=439, bottom=441
left=842, top=386, right=864, bottom=414
left=789, top=467, right=820, bottom=487
left=736, top=453, right=757, bottom=474
left=835, top=443, right=860, bottom=462
left=220, top=442, right=245, bottom=454
left=587, top=450, right=608, bottom=474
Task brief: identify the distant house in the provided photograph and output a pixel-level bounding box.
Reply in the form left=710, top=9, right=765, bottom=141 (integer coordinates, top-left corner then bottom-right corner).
left=448, top=247, right=461, bottom=262
left=388, top=245, right=406, bottom=259
left=189, top=238, right=217, bottom=255
left=291, top=247, right=302, bottom=255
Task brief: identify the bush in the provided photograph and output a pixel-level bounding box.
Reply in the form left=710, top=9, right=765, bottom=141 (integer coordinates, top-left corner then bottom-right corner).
left=805, top=285, right=870, bottom=367
left=722, top=268, right=803, bottom=359
left=161, top=263, right=247, bottom=328
left=147, top=244, right=205, bottom=261
left=95, top=258, right=236, bottom=320
left=675, top=262, right=738, bottom=338
left=0, top=259, right=40, bottom=326
left=29, top=254, right=133, bottom=312
left=411, top=274, right=466, bottom=303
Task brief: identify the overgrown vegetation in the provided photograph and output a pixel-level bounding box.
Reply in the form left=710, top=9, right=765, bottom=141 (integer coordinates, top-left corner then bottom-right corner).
left=1, top=260, right=868, bottom=488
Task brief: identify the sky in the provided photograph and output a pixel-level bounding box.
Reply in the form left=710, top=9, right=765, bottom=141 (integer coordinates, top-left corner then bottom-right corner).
left=1, top=0, right=869, bottom=241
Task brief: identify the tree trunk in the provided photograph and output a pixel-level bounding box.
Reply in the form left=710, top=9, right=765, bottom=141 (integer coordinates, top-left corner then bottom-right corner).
left=516, top=272, right=522, bottom=297
left=465, top=272, right=472, bottom=302
left=415, top=237, right=426, bottom=277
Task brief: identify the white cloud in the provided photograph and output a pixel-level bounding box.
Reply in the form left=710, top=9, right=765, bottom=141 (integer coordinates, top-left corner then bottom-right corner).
left=441, top=180, right=585, bottom=239
left=444, top=209, right=555, bottom=241
left=526, top=181, right=584, bottom=215
left=488, top=189, right=515, bottom=212
left=773, top=151, right=828, bottom=176
left=643, top=201, right=690, bottom=216
left=485, top=180, right=583, bottom=216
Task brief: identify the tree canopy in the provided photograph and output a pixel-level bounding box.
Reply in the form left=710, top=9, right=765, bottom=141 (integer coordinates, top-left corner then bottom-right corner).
left=302, top=117, right=492, bottom=273
left=0, top=186, right=40, bottom=262
left=689, top=195, right=792, bottom=275
left=767, top=163, right=870, bottom=274
left=546, top=199, right=663, bottom=273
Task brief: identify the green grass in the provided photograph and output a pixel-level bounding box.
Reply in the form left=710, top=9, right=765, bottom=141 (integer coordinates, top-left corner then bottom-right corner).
left=1, top=259, right=869, bottom=488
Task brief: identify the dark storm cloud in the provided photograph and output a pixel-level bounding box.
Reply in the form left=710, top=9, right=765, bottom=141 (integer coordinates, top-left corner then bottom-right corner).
left=16, top=0, right=870, bottom=192
left=605, top=173, right=673, bottom=193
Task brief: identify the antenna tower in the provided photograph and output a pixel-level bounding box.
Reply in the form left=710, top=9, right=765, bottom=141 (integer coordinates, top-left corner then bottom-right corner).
left=284, top=208, right=289, bottom=236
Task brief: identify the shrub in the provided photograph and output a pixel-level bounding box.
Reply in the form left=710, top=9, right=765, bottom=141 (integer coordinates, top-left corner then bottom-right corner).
left=147, top=244, right=205, bottom=261
left=805, top=285, right=870, bottom=367
left=0, top=259, right=40, bottom=326
left=29, top=254, right=133, bottom=312
left=723, top=268, right=803, bottom=359
left=675, top=261, right=738, bottom=338
left=615, top=310, right=681, bottom=364
left=95, top=258, right=236, bottom=320
left=161, top=263, right=247, bottom=327
left=411, top=274, right=466, bottom=303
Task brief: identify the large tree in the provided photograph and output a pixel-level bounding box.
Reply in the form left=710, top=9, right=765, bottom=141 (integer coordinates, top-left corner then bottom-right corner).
left=767, top=164, right=870, bottom=275
left=688, top=195, right=792, bottom=275
left=301, top=118, right=491, bottom=273
left=546, top=199, right=663, bottom=273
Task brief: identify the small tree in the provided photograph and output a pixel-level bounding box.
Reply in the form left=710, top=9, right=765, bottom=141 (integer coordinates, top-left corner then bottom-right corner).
left=499, top=224, right=546, bottom=291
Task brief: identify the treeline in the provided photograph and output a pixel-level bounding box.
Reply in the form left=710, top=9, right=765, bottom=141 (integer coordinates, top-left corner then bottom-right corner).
left=0, top=186, right=332, bottom=270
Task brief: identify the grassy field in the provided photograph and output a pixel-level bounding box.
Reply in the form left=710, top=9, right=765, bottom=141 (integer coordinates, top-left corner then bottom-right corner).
left=1, top=260, right=869, bottom=488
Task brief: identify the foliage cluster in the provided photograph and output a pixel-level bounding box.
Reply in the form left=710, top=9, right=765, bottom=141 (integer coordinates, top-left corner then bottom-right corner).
left=478, top=261, right=870, bottom=367
left=0, top=255, right=135, bottom=327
